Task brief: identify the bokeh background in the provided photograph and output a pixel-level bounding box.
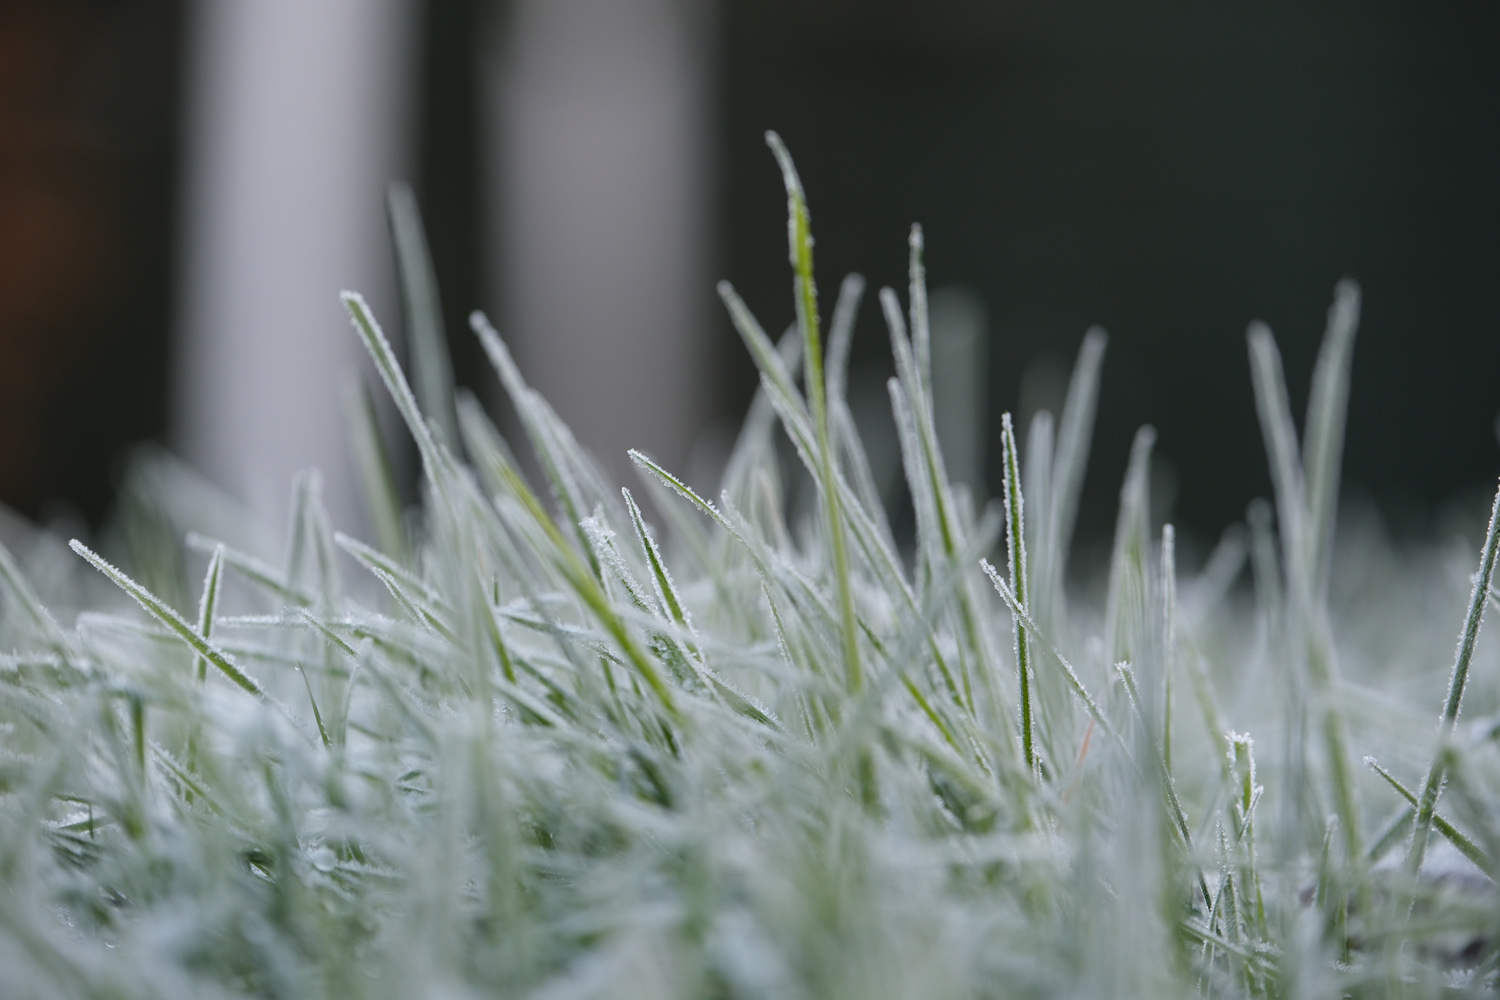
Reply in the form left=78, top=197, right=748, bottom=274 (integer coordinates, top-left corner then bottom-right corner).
left=3, top=0, right=1498, bottom=560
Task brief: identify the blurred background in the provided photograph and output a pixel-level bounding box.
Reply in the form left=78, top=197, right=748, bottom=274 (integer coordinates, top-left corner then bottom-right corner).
left=2, top=0, right=1498, bottom=560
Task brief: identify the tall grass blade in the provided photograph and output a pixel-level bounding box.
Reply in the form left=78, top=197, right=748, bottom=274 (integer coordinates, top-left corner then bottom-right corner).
left=194, top=543, right=224, bottom=683
left=765, top=131, right=860, bottom=696
left=387, top=180, right=459, bottom=451
left=1106, top=426, right=1155, bottom=666
left=1160, top=524, right=1177, bottom=774
left=1248, top=318, right=1362, bottom=861
left=341, top=375, right=410, bottom=564
left=1246, top=323, right=1306, bottom=596
left=285, top=469, right=340, bottom=604
left=1301, top=280, right=1360, bottom=599
left=345, top=290, right=441, bottom=471
left=1406, top=478, right=1500, bottom=875
left=825, top=273, right=865, bottom=405
left=1000, top=413, right=1036, bottom=776
left=470, top=311, right=612, bottom=569
left=1047, top=326, right=1107, bottom=613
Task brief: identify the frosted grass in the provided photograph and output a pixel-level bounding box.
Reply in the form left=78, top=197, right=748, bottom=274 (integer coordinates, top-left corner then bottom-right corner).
left=0, top=136, right=1498, bottom=998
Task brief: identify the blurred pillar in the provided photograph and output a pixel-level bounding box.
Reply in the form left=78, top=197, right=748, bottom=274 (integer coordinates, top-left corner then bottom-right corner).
left=486, top=0, right=717, bottom=484
left=174, top=0, right=415, bottom=531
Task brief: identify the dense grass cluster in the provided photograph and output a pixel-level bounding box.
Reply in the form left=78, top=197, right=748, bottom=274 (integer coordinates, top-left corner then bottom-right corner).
left=2, top=136, right=1500, bottom=998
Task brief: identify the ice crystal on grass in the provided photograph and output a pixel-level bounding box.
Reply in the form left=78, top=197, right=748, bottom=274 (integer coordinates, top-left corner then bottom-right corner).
left=1, top=135, right=1499, bottom=998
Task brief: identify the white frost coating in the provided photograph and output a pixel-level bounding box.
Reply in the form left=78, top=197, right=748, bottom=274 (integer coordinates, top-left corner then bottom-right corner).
left=6, top=123, right=1499, bottom=993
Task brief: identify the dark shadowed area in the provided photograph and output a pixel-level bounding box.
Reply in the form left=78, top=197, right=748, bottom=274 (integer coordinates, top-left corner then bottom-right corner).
left=0, top=0, right=1496, bottom=557
left=722, top=0, right=1500, bottom=549
left=0, top=0, right=180, bottom=523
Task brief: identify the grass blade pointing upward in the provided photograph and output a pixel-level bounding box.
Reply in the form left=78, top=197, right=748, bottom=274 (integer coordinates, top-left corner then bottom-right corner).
left=765, top=130, right=861, bottom=695
left=69, top=540, right=263, bottom=697
left=194, top=543, right=224, bottom=684
left=1000, top=412, right=1036, bottom=777
left=387, top=180, right=459, bottom=451
left=1406, top=478, right=1500, bottom=875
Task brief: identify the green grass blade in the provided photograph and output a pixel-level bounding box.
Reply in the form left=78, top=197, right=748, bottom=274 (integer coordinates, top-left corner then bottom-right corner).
left=983, top=562, right=1114, bottom=742
left=1161, top=524, right=1177, bottom=775
left=765, top=131, right=860, bottom=695
left=1105, top=426, right=1155, bottom=666
left=1406, top=478, right=1500, bottom=875
left=194, top=543, right=224, bottom=683
left=69, top=540, right=263, bottom=697
left=621, top=489, right=693, bottom=643
left=1024, top=410, right=1055, bottom=624
left=1301, top=280, right=1360, bottom=599
left=1116, top=662, right=1213, bottom=909
left=387, top=180, right=458, bottom=451
left=825, top=273, right=865, bottom=406
left=1000, top=413, right=1036, bottom=777
left=285, top=469, right=340, bottom=604
left=344, top=291, right=445, bottom=481
left=334, top=532, right=442, bottom=607
left=470, top=310, right=613, bottom=572
left=1048, top=326, right=1107, bottom=607
left=296, top=665, right=332, bottom=749
left=1246, top=322, right=1307, bottom=594
left=881, top=286, right=958, bottom=569
left=907, top=225, right=933, bottom=398
left=1366, top=757, right=1492, bottom=878
left=498, top=460, right=678, bottom=720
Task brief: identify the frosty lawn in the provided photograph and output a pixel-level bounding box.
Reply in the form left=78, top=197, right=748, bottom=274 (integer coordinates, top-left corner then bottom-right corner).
left=1, top=134, right=1498, bottom=998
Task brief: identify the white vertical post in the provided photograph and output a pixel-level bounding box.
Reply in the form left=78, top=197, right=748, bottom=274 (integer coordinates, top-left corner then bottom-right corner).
left=174, top=0, right=415, bottom=531
left=486, top=0, right=716, bottom=484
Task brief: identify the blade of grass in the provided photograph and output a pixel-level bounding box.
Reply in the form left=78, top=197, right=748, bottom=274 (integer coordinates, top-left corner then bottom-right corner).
left=982, top=563, right=1115, bottom=743
left=186, top=533, right=314, bottom=606
left=1117, top=661, right=1213, bottom=910
left=194, top=544, right=224, bottom=683
left=1105, top=426, right=1155, bottom=666
left=69, top=540, right=263, bottom=698
left=1000, top=412, right=1036, bottom=777
left=1161, top=524, right=1177, bottom=775
left=1247, top=323, right=1307, bottom=588
left=470, top=310, right=612, bottom=576
left=1023, top=410, right=1054, bottom=613
left=1405, top=478, right=1500, bottom=875
left=387, top=180, right=458, bottom=451
left=1301, top=280, right=1360, bottom=601
left=1045, top=326, right=1107, bottom=620
left=497, top=461, right=678, bottom=720
left=296, top=665, right=332, bottom=749
left=285, top=469, right=340, bottom=604
left=344, top=291, right=446, bottom=483
left=621, top=489, right=695, bottom=649
left=766, top=131, right=860, bottom=695
left=1365, top=757, right=1492, bottom=878
left=1248, top=321, right=1362, bottom=863
left=825, top=273, right=865, bottom=406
